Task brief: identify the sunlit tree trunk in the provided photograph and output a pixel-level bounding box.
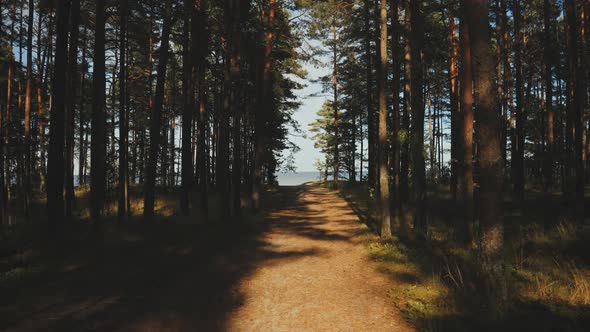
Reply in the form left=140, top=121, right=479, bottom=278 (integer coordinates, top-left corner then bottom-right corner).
left=23, top=0, right=34, bottom=218
left=459, top=3, right=474, bottom=244
left=364, top=0, right=375, bottom=188
left=377, top=0, right=391, bottom=238
left=463, top=0, right=506, bottom=307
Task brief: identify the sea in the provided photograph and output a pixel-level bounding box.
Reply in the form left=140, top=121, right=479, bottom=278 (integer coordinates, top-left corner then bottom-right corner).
left=277, top=172, right=322, bottom=186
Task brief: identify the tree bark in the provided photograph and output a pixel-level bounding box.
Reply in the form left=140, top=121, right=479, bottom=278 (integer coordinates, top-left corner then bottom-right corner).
left=459, top=2, right=474, bottom=244
left=47, top=0, right=71, bottom=235
left=364, top=0, right=375, bottom=188
left=23, top=0, right=34, bottom=217
left=181, top=0, right=193, bottom=215
left=144, top=0, right=173, bottom=219
left=449, top=2, right=459, bottom=200
left=65, top=0, right=80, bottom=218
left=410, top=0, right=426, bottom=237
left=463, top=0, right=506, bottom=307
left=390, top=0, right=402, bottom=232
left=91, top=0, right=107, bottom=234
left=512, top=0, right=525, bottom=201
left=377, top=0, right=391, bottom=238
left=253, top=0, right=276, bottom=210
left=118, top=0, right=129, bottom=221
left=544, top=0, right=555, bottom=189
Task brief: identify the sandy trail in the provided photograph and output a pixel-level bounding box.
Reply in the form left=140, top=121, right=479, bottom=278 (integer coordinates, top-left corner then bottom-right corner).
left=227, top=184, right=411, bottom=331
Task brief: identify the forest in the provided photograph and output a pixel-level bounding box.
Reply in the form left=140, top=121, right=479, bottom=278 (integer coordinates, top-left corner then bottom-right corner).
left=0, top=0, right=589, bottom=331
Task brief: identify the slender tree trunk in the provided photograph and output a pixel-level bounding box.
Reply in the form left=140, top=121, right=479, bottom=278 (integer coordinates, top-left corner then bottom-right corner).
left=565, top=0, right=585, bottom=213
left=410, top=0, right=426, bottom=237
left=390, top=0, right=402, bottom=232
left=463, top=0, right=506, bottom=307
left=118, top=0, right=129, bottom=221
left=229, top=0, right=247, bottom=216
left=377, top=0, right=391, bottom=238
left=47, top=0, right=71, bottom=236
left=0, top=0, right=5, bottom=227
left=79, top=25, right=87, bottom=186
left=36, top=8, right=47, bottom=191
left=23, top=0, right=34, bottom=217
left=65, top=0, right=80, bottom=218
left=332, top=23, right=339, bottom=186
left=195, top=0, right=209, bottom=217
left=544, top=0, right=555, bottom=189
left=513, top=0, right=525, bottom=201
left=364, top=0, right=375, bottom=188
left=401, top=0, right=411, bottom=204
left=181, top=0, right=193, bottom=215
left=91, top=0, right=107, bottom=233
left=449, top=2, right=459, bottom=200
left=144, top=0, right=172, bottom=218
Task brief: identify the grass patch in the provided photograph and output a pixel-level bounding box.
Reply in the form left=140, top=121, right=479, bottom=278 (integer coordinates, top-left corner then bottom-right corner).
left=337, top=182, right=590, bottom=331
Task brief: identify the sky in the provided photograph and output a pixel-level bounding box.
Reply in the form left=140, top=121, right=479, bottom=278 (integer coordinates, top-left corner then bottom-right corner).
left=286, top=63, right=330, bottom=173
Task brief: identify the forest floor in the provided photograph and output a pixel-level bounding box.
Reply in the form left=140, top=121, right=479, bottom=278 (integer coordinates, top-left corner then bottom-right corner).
left=0, top=184, right=412, bottom=331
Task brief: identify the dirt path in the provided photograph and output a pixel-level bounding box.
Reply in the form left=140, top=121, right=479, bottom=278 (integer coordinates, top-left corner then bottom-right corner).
left=227, top=184, right=411, bottom=331
left=2, top=184, right=411, bottom=332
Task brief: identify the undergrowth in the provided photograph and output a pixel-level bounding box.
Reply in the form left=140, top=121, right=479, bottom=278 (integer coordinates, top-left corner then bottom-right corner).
left=337, top=183, right=590, bottom=331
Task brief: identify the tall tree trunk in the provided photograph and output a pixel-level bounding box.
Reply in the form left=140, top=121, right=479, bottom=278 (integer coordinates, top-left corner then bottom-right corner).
left=91, top=0, right=107, bottom=232
left=36, top=7, right=47, bottom=191
left=410, top=0, right=426, bottom=237
left=195, top=0, right=209, bottom=217
left=65, top=0, right=80, bottom=218
left=180, top=0, right=193, bottom=215
left=79, top=25, right=87, bottom=186
left=253, top=0, right=275, bottom=211
left=377, top=0, right=391, bottom=238
left=390, top=0, right=402, bottom=232
left=332, top=23, right=339, bottom=186
left=401, top=0, right=411, bottom=204
left=47, top=0, right=71, bottom=235
left=512, top=0, right=525, bottom=201
left=24, top=0, right=34, bottom=217
left=449, top=2, right=459, bottom=200
left=118, top=0, right=129, bottom=221
left=0, top=0, right=5, bottom=227
left=459, top=3, right=474, bottom=244
left=229, top=0, right=247, bottom=216
left=544, top=0, right=555, bottom=189
left=565, top=0, right=585, bottom=213
left=364, top=0, right=375, bottom=188
left=463, top=0, right=506, bottom=306
left=144, top=0, right=172, bottom=218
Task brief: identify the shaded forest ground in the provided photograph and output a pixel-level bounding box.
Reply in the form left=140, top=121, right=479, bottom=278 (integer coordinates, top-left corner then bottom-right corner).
left=337, top=182, right=590, bottom=331
left=0, top=187, right=273, bottom=331
left=1, top=184, right=412, bottom=331
left=1, top=183, right=589, bottom=331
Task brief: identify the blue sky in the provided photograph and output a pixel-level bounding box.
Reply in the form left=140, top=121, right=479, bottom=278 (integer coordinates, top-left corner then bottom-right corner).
left=287, top=62, right=330, bottom=172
